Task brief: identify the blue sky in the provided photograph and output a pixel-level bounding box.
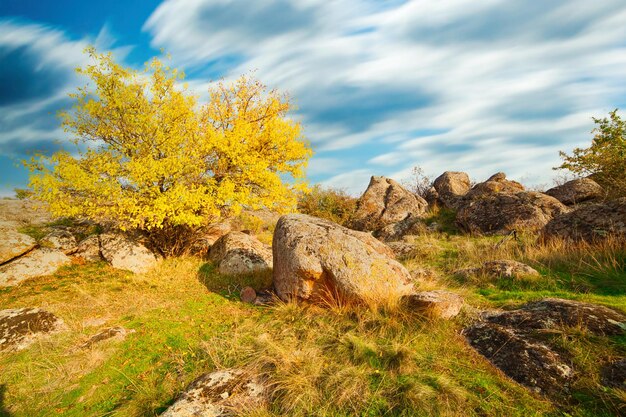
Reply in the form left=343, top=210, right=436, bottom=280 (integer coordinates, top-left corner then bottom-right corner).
left=2, top=0, right=626, bottom=196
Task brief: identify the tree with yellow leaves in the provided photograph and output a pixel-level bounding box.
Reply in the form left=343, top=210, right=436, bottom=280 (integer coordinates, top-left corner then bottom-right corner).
left=27, top=48, right=312, bottom=256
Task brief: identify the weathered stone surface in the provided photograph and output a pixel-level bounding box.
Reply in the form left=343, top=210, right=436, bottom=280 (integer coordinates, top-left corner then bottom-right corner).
left=542, top=198, right=626, bottom=241
left=0, top=308, right=64, bottom=351
left=463, top=172, right=525, bottom=201
left=41, top=229, right=77, bottom=253
left=0, top=248, right=70, bottom=287
left=464, top=298, right=626, bottom=397
left=240, top=287, right=257, bottom=304
left=409, top=266, right=437, bottom=281
left=601, top=359, right=626, bottom=389
left=433, top=171, right=471, bottom=209
left=80, top=326, right=134, bottom=349
left=456, top=192, right=568, bottom=235
left=161, top=369, right=266, bottom=417
left=273, top=214, right=414, bottom=303
left=0, top=226, right=36, bottom=264
left=374, top=216, right=426, bottom=242
left=99, top=233, right=158, bottom=274
left=73, top=235, right=102, bottom=262
left=402, top=290, right=463, bottom=319
left=209, top=232, right=272, bottom=276
left=385, top=241, right=418, bottom=260
left=545, top=178, right=604, bottom=206
left=352, top=176, right=427, bottom=231
left=455, top=260, right=539, bottom=279
left=0, top=199, right=53, bottom=226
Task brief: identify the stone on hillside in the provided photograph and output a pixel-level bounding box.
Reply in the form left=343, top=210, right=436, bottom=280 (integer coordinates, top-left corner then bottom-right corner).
left=352, top=176, right=427, bottom=231
left=240, top=287, right=257, bottom=304
left=208, top=232, right=272, bottom=276
left=433, top=171, right=471, bottom=209
left=402, top=290, right=463, bottom=319
left=386, top=241, right=418, bottom=260
left=73, top=235, right=102, bottom=262
left=463, top=172, right=525, bottom=201
left=455, top=260, right=539, bottom=279
left=0, top=248, right=70, bottom=287
left=542, top=198, right=626, bottom=242
left=0, top=308, right=64, bottom=351
left=0, top=226, right=36, bottom=264
left=0, top=199, right=53, bottom=226
left=161, top=369, right=266, bottom=417
left=80, top=326, right=134, bottom=349
left=601, top=359, right=626, bottom=389
left=456, top=191, right=568, bottom=235
left=99, top=233, right=158, bottom=274
left=273, top=214, right=414, bottom=303
left=41, top=229, right=77, bottom=253
left=374, top=216, right=426, bottom=242
left=545, top=178, right=604, bottom=206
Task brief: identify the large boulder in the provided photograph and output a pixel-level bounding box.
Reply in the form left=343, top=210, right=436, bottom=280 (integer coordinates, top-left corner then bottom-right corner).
left=456, top=192, right=568, bottom=235
left=542, top=198, right=626, bottom=241
left=0, top=308, right=64, bottom=351
left=0, top=225, right=36, bottom=264
left=272, top=214, right=414, bottom=303
left=351, top=176, right=427, bottom=231
left=463, top=172, right=525, bottom=201
left=432, top=171, right=471, bottom=209
left=161, top=369, right=266, bottom=417
left=545, top=178, right=604, bottom=206
left=99, top=233, right=158, bottom=274
left=464, top=298, right=626, bottom=397
left=208, top=232, right=272, bottom=276
left=0, top=248, right=70, bottom=287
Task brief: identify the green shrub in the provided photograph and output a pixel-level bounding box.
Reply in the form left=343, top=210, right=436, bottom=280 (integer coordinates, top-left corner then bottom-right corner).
left=297, top=185, right=357, bottom=226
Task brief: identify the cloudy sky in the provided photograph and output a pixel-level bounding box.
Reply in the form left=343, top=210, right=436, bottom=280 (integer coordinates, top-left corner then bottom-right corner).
left=2, top=0, right=626, bottom=196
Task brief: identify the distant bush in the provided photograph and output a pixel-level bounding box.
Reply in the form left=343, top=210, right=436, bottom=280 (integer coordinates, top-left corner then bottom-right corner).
left=297, top=185, right=357, bottom=226
left=13, top=188, right=33, bottom=200
left=401, top=166, right=433, bottom=199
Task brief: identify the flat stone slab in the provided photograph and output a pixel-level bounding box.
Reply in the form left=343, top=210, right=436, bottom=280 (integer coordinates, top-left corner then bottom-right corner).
left=0, top=227, right=36, bottom=264
left=0, top=248, right=70, bottom=287
left=0, top=308, right=64, bottom=352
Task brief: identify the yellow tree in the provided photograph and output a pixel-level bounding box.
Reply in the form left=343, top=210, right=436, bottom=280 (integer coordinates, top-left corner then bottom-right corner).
left=27, top=48, right=312, bottom=256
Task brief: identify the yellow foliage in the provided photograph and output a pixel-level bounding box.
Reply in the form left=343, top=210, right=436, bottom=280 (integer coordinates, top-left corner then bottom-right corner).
left=26, top=47, right=312, bottom=254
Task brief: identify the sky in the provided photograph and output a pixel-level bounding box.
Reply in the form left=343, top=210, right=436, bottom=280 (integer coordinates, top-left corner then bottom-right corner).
left=1, top=0, right=626, bottom=196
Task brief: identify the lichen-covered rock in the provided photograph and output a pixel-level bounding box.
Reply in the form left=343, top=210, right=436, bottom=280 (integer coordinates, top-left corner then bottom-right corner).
left=161, top=369, right=266, bottom=417
left=462, top=172, right=525, bottom=201
left=433, top=171, right=471, bottom=209
left=99, top=233, right=158, bottom=274
left=0, top=308, right=64, bottom=351
left=385, top=241, right=418, bottom=260
left=542, top=198, right=626, bottom=242
left=272, top=214, right=414, bottom=303
left=41, top=229, right=77, bottom=253
left=0, top=225, right=36, bottom=264
left=455, top=260, right=539, bottom=279
left=73, top=235, right=102, bottom=262
left=352, top=176, right=427, bottom=231
left=0, top=248, right=70, bottom=287
left=208, top=232, right=272, bottom=276
left=402, top=290, right=463, bottom=319
left=374, top=216, right=426, bottom=242
left=545, top=178, right=604, bottom=206
left=456, top=192, right=568, bottom=235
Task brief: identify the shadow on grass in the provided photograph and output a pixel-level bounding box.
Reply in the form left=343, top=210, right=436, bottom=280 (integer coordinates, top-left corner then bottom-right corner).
left=197, top=262, right=273, bottom=300
left=0, top=385, right=12, bottom=417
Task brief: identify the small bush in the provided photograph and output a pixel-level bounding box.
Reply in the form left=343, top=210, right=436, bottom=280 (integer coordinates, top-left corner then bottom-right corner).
left=297, top=185, right=357, bottom=226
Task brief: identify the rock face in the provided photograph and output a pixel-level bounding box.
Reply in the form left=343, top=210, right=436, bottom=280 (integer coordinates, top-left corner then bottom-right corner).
left=99, top=233, right=158, bottom=274
left=0, top=248, right=70, bottom=287
left=0, top=225, right=36, bottom=264
left=455, top=260, right=539, bottom=279
left=433, top=171, right=471, bottom=209
left=463, top=172, right=525, bottom=201
left=73, top=235, right=102, bottom=262
left=272, top=214, right=414, bottom=303
left=208, top=232, right=273, bottom=276
left=542, top=198, right=626, bottom=241
left=373, top=217, right=426, bottom=242
left=601, top=359, right=626, bottom=389
left=352, top=176, right=427, bottom=231
left=402, top=290, right=463, bottom=319
left=545, top=178, right=604, bottom=206
left=41, top=229, right=77, bottom=253
left=0, top=308, right=64, bottom=351
left=464, top=298, right=626, bottom=397
left=161, top=369, right=266, bottom=417
left=0, top=199, right=53, bottom=226
left=456, top=192, right=568, bottom=235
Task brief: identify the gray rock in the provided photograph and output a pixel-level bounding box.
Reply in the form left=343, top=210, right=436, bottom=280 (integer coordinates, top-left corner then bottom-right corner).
left=99, top=233, right=158, bottom=274
left=545, top=178, right=604, bottom=206
left=0, top=248, right=70, bottom=287
left=402, top=290, right=463, bottom=319
left=601, top=359, right=626, bottom=389
left=73, top=235, right=102, bottom=262
left=272, top=214, right=414, bottom=303
left=41, top=229, right=77, bottom=253
left=208, top=232, right=272, bottom=276
left=0, top=308, right=64, bottom=351
left=462, top=172, right=525, bottom=202
left=433, top=171, right=471, bottom=209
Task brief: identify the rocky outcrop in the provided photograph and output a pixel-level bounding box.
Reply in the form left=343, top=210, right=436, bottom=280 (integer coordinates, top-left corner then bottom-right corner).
left=402, top=290, right=463, bottom=319
left=208, top=232, right=272, bottom=276
left=161, top=369, right=266, bottom=417
left=432, top=171, right=471, bottom=209
left=0, top=308, right=64, bottom=351
left=73, top=235, right=102, bottom=262
left=0, top=248, right=70, bottom=287
left=272, top=214, right=414, bottom=303
left=463, top=172, right=525, bottom=201
left=41, top=229, right=77, bottom=253
left=373, top=216, right=426, bottom=242
left=0, top=226, right=36, bottom=264
left=456, top=192, right=568, bottom=235
left=542, top=198, right=626, bottom=241
left=464, top=298, right=626, bottom=397
left=455, top=260, right=539, bottom=279
left=99, top=233, right=158, bottom=274
left=351, top=176, right=427, bottom=232
left=0, top=199, right=52, bottom=226
left=545, top=178, right=604, bottom=206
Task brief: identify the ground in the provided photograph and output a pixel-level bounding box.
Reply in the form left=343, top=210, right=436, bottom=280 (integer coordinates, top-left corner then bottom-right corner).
left=0, top=211, right=625, bottom=417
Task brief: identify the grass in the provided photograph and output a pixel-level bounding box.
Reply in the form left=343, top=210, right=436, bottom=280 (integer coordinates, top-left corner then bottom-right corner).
left=0, top=227, right=625, bottom=416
